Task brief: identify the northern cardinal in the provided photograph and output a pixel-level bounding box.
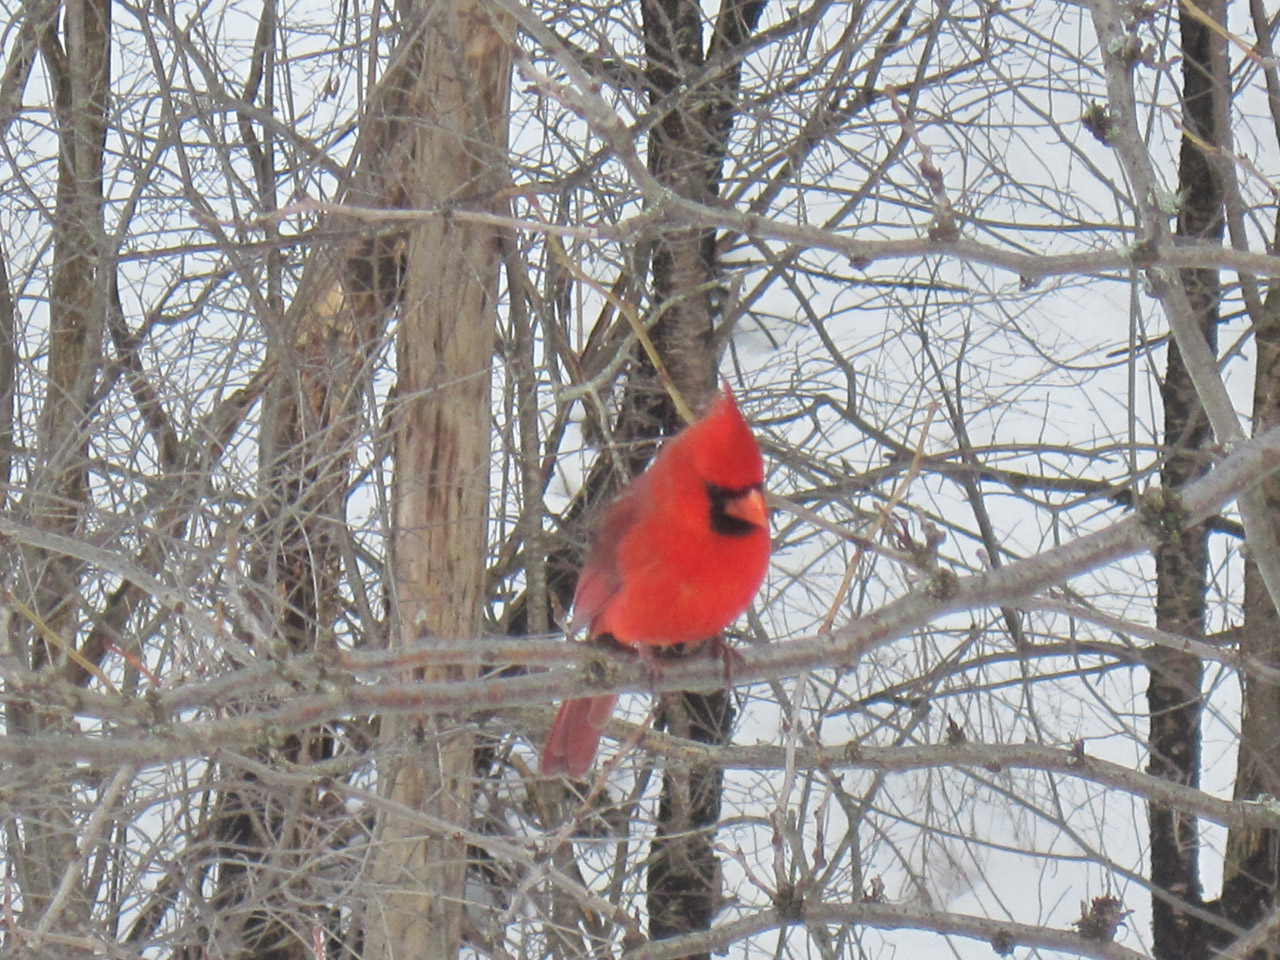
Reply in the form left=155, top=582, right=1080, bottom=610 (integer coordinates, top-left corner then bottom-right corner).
left=541, top=386, right=770, bottom=777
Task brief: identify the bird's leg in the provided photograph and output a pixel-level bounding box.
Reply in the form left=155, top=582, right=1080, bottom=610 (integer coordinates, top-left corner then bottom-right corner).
left=636, top=642, right=666, bottom=694
left=706, top=632, right=745, bottom=689
left=599, top=633, right=666, bottom=692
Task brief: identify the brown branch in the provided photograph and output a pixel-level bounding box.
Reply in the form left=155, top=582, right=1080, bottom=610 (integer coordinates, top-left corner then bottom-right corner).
left=2, top=418, right=1280, bottom=764
left=624, top=901, right=1150, bottom=960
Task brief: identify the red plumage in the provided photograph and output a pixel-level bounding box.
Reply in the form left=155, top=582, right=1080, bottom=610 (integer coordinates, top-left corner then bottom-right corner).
left=541, top=387, right=770, bottom=777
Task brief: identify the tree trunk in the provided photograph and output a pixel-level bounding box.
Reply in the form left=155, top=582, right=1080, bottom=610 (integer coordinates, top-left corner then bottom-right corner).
left=1226, top=0, right=1280, bottom=942
left=640, top=3, right=765, bottom=954
left=204, top=4, right=498, bottom=954
left=362, top=4, right=511, bottom=958
left=7, top=1, right=110, bottom=947
left=1147, top=0, right=1224, bottom=955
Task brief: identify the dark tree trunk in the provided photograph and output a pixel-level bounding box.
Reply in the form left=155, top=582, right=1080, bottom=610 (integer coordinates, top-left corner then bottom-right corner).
left=1225, top=0, right=1280, bottom=946
left=639, top=3, right=765, bottom=956
left=1147, top=0, right=1224, bottom=956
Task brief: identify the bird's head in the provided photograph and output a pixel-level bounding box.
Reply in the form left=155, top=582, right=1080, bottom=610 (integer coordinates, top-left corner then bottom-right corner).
left=687, top=386, right=764, bottom=487
left=685, top=385, right=768, bottom=533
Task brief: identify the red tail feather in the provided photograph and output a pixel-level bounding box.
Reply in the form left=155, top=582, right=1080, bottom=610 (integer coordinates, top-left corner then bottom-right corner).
left=540, top=695, right=619, bottom=777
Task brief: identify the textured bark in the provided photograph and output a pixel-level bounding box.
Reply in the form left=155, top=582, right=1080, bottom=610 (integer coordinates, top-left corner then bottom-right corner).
left=203, top=5, right=468, bottom=955
left=1226, top=0, right=1280, bottom=943
left=1226, top=332, right=1280, bottom=957
left=640, top=3, right=765, bottom=955
left=362, top=4, right=511, bottom=959
left=6, top=0, right=110, bottom=943
left=1147, top=1, right=1224, bottom=956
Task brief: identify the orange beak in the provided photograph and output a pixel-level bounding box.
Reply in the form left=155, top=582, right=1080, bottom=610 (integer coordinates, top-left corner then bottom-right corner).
left=724, top=488, right=768, bottom=529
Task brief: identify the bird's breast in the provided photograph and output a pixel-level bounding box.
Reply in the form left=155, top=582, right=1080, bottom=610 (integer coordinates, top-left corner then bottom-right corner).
left=593, top=523, right=770, bottom=646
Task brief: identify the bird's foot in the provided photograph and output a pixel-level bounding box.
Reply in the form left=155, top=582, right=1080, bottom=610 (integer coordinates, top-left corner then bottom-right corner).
left=636, top=643, right=666, bottom=693
left=706, top=633, right=745, bottom=688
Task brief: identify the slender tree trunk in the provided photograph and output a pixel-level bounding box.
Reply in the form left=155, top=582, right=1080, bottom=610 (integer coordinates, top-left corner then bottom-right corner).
left=1147, top=0, right=1224, bottom=955
left=1227, top=326, right=1280, bottom=957
left=1226, top=0, right=1280, bottom=943
left=0, top=249, right=14, bottom=499
left=640, top=3, right=765, bottom=954
left=6, top=2, right=110, bottom=949
left=204, top=5, right=325, bottom=955
left=363, top=5, right=511, bottom=958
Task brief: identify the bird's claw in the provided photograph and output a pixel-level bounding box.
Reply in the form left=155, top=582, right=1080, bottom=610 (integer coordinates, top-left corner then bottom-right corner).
left=706, top=633, right=745, bottom=688
left=636, top=643, right=665, bottom=693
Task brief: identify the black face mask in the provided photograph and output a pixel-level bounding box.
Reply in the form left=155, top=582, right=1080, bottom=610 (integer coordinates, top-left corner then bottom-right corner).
left=706, top=482, right=764, bottom=537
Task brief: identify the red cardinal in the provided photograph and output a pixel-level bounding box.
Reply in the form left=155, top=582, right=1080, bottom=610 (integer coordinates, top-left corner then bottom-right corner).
left=541, top=386, right=770, bottom=777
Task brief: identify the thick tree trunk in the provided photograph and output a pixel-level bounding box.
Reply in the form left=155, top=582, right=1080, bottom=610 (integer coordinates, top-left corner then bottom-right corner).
left=1147, top=1, right=1224, bottom=956
left=362, top=5, right=511, bottom=958
left=205, top=5, right=499, bottom=955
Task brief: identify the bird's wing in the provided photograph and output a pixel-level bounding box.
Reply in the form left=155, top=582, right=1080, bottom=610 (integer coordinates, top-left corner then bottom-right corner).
left=569, top=477, right=647, bottom=636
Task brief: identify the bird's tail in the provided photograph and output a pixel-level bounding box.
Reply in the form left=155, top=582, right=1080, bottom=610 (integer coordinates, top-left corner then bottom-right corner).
left=540, top=695, right=619, bottom=777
